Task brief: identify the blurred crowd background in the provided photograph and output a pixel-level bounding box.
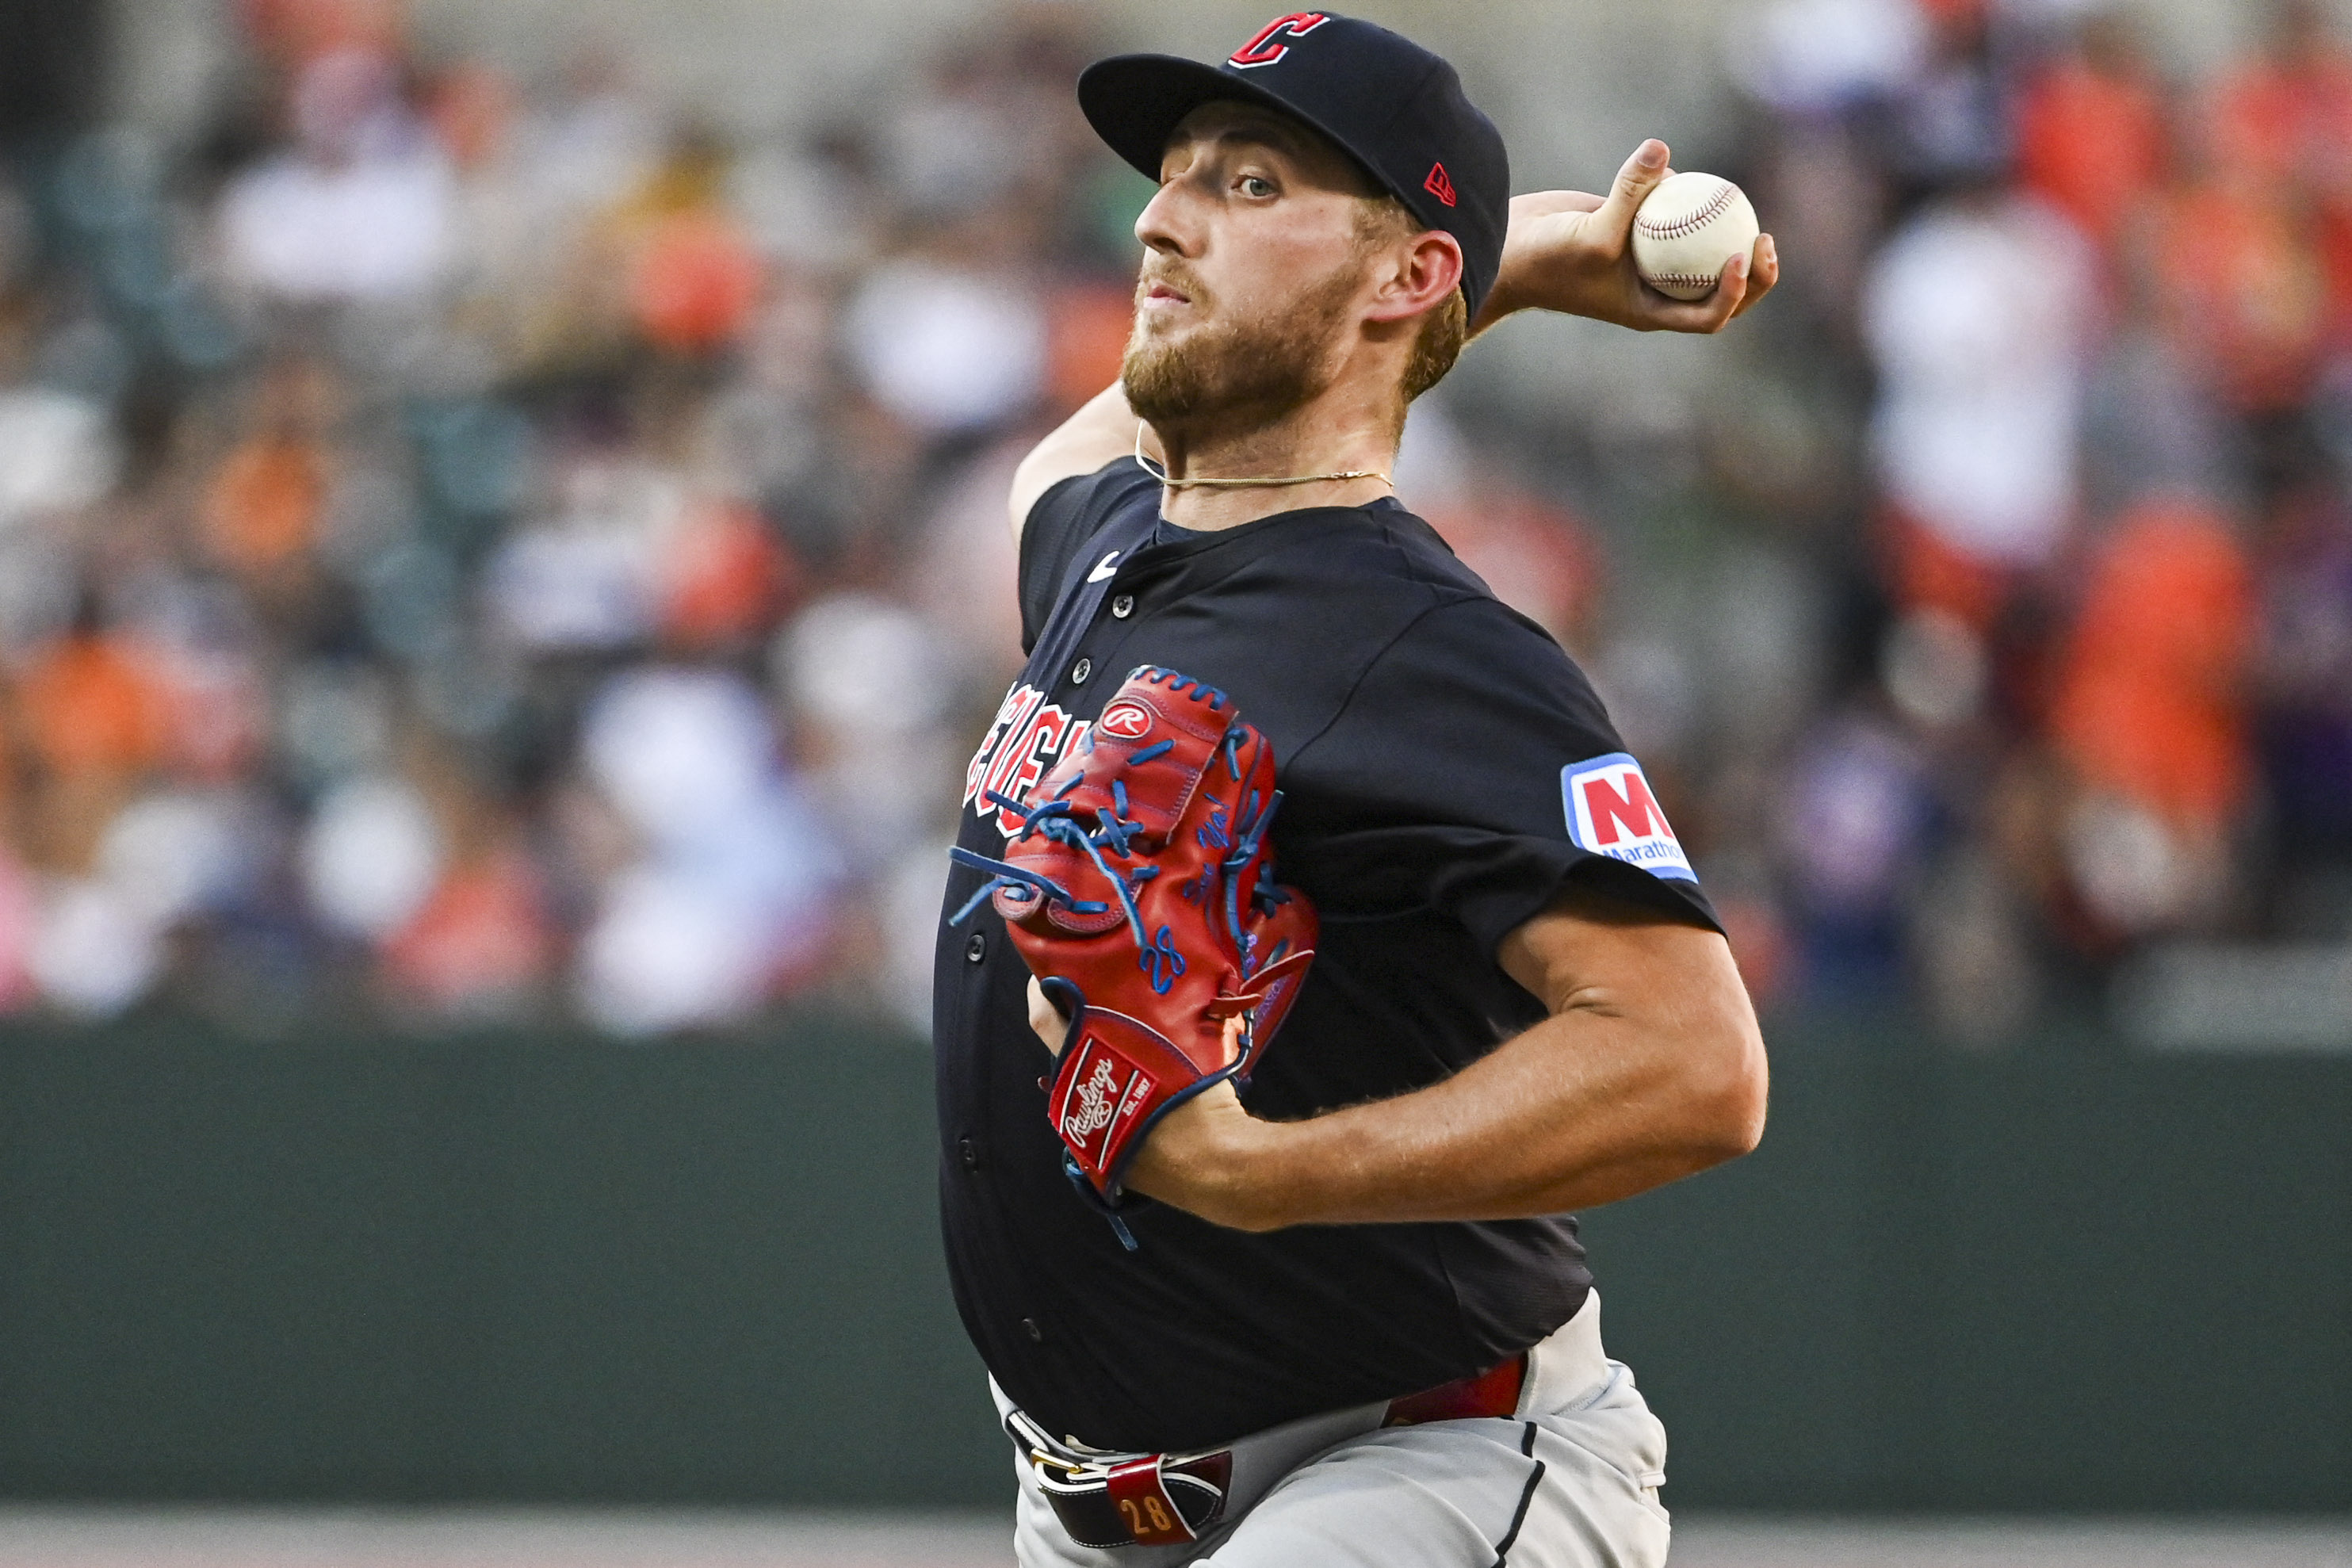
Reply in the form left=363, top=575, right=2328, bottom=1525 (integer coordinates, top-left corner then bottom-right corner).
left=0, top=0, right=2346, bottom=1046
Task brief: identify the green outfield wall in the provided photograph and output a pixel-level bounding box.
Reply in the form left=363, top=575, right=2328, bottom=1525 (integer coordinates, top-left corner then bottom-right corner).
left=0, top=1013, right=2342, bottom=1512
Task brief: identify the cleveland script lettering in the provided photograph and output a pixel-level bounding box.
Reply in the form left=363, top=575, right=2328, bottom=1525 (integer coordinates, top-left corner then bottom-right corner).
left=966, top=681, right=1096, bottom=835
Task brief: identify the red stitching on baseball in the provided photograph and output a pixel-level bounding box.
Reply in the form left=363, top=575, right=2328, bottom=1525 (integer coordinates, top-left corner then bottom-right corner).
left=1636, top=182, right=1737, bottom=242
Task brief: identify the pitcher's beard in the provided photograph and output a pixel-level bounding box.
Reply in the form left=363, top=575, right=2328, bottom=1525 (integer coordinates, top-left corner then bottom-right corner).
left=1120, top=262, right=1360, bottom=436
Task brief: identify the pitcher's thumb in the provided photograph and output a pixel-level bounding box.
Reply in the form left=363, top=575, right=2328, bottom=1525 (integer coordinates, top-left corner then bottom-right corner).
left=1593, top=139, right=1672, bottom=235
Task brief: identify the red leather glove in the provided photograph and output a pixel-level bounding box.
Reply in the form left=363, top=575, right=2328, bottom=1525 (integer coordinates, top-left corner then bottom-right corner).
left=952, top=666, right=1316, bottom=1244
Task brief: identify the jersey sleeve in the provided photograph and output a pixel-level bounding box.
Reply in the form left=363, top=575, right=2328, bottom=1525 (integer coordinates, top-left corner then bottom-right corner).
left=1016, top=459, right=1159, bottom=655
left=1286, top=596, right=1722, bottom=955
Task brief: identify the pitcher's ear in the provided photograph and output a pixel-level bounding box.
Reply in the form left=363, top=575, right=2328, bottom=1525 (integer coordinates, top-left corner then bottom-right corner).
left=1369, top=229, right=1464, bottom=323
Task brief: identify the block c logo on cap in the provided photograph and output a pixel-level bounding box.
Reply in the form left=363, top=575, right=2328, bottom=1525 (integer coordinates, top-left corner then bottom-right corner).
left=1230, top=12, right=1331, bottom=67
left=1562, top=753, right=1696, bottom=882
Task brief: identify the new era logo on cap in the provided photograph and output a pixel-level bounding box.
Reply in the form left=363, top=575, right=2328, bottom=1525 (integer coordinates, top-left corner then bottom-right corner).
left=1424, top=162, right=1455, bottom=207
left=1230, top=11, right=1330, bottom=67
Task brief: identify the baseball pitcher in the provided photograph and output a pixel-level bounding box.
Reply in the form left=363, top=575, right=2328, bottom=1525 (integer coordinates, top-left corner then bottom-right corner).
left=936, top=14, right=1779, bottom=1565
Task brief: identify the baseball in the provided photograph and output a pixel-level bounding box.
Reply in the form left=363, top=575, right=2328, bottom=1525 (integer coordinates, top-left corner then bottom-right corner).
left=1631, top=171, right=1761, bottom=302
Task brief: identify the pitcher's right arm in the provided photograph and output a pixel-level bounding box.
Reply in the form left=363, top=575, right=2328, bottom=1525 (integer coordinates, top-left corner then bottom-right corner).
left=1008, top=383, right=1152, bottom=543
left=1010, top=139, right=1780, bottom=543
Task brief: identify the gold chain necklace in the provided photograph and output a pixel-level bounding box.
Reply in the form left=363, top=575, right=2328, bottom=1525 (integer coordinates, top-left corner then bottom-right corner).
left=1132, top=424, right=1393, bottom=491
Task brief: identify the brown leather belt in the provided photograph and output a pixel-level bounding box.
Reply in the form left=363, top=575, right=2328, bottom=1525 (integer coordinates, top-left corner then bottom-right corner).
left=1008, top=1355, right=1528, bottom=1549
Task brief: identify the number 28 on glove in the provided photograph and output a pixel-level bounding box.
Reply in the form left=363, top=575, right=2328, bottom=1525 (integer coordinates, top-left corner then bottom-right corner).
left=950, top=667, right=1317, bottom=1247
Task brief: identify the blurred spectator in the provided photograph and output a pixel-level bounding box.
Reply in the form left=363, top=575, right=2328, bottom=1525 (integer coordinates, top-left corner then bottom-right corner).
left=1864, top=190, right=2097, bottom=624
left=383, top=838, right=551, bottom=1017
left=0, top=0, right=2341, bottom=1045
left=2205, top=0, right=2352, bottom=201
left=1403, top=402, right=1606, bottom=651
left=574, top=667, right=838, bottom=1034
left=1044, top=281, right=1139, bottom=415
left=777, top=591, right=955, bottom=866
left=2048, top=497, right=2254, bottom=936
left=2052, top=497, right=2257, bottom=829
left=2147, top=129, right=2327, bottom=418
left=1777, top=706, right=1937, bottom=997
left=2251, top=474, right=2352, bottom=934
left=239, top=0, right=406, bottom=67
left=0, top=384, right=118, bottom=528
left=19, top=608, right=171, bottom=785
left=631, top=212, right=763, bottom=356
left=221, top=49, right=456, bottom=304
left=659, top=497, right=796, bottom=651
left=846, top=258, right=1046, bottom=436
left=2013, top=13, right=2167, bottom=258
left=30, top=876, right=164, bottom=1019
left=304, top=772, right=442, bottom=939
left=1873, top=0, right=2011, bottom=199
left=203, top=358, right=338, bottom=581
left=904, top=439, right=1031, bottom=675
left=1729, top=0, right=1928, bottom=117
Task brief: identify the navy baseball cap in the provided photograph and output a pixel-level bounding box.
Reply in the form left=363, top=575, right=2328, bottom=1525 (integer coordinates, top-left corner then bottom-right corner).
left=1078, top=13, right=1511, bottom=321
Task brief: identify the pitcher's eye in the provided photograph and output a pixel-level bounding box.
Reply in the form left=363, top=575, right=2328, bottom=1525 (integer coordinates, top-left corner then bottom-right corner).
left=1240, top=176, right=1275, bottom=198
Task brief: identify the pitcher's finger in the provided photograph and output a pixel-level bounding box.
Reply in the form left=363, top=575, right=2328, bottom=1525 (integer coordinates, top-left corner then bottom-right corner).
left=1730, top=234, right=1780, bottom=319
left=1590, top=139, right=1673, bottom=238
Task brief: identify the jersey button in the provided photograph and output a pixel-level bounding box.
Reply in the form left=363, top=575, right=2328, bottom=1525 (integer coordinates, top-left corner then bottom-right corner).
left=1070, top=657, right=1092, bottom=684
left=958, top=1137, right=981, bottom=1172
left=1021, top=1317, right=1045, bottom=1344
left=1111, top=595, right=1135, bottom=618
left=965, top=932, right=986, bottom=963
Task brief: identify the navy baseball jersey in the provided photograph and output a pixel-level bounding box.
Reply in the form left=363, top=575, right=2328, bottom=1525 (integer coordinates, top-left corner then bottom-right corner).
left=934, top=459, right=1720, bottom=1454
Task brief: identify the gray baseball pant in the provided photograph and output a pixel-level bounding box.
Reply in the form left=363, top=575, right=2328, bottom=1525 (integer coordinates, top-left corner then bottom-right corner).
left=1003, top=1292, right=1671, bottom=1567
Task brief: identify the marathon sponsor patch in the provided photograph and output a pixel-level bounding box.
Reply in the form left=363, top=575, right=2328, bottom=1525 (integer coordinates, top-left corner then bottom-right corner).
left=1561, top=753, right=1695, bottom=882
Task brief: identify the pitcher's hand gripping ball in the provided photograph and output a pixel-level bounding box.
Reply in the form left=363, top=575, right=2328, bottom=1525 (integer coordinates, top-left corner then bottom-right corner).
left=1631, top=170, right=1761, bottom=302
left=951, top=667, right=1316, bottom=1245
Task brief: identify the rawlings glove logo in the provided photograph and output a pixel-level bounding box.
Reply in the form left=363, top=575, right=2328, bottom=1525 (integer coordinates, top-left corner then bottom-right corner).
left=1068, top=1055, right=1122, bottom=1138
left=1098, top=702, right=1153, bottom=740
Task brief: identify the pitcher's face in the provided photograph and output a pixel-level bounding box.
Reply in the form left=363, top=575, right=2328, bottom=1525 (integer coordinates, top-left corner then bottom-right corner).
left=1121, top=102, right=1382, bottom=432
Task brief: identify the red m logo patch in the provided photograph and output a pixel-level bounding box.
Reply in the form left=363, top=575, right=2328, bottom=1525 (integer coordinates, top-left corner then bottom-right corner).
left=1562, top=755, right=1696, bottom=882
